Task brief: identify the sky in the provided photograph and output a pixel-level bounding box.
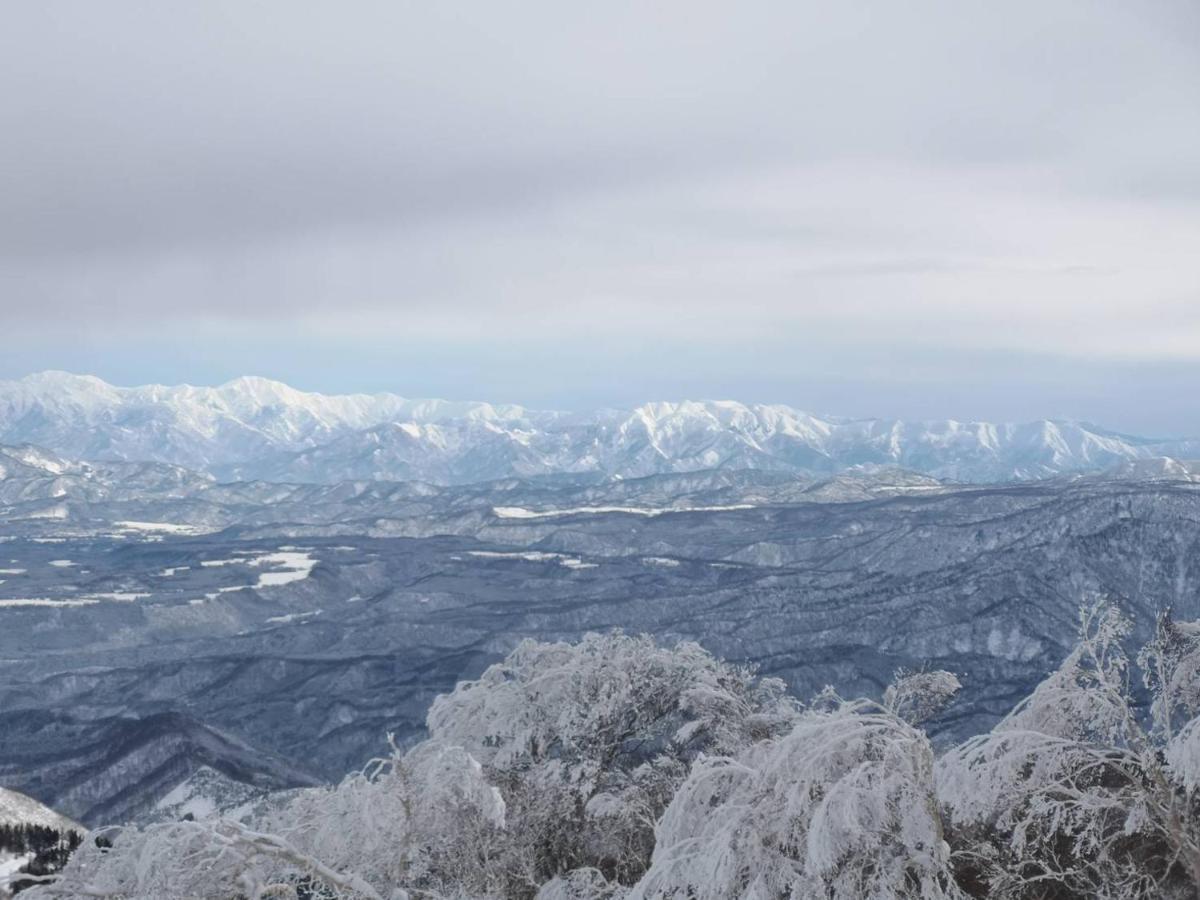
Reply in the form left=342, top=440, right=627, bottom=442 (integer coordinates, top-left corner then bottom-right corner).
left=1, top=1, right=1198, bottom=433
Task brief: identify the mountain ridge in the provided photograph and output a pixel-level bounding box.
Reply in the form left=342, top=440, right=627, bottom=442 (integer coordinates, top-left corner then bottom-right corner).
left=2, top=371, right=1197, bottom=485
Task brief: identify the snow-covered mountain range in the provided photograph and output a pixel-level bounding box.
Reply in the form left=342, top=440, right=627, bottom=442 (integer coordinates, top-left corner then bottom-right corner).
left=1, top=371, right=1196, bottom=485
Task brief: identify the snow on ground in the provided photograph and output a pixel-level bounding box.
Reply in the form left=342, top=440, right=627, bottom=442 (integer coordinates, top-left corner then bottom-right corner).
left=0, top=591, right=150, bottom=607
left=116, top=521, right=212, bottom=535
left=0, top=851, right=33, bottom=882
left=561, top=558, right=599, bottom=570
left=467, top=550, right=596, bottom=569
left=0, top=785, right=81, bottom=830
left=265, top=609, right=323, bottom=625
left=199, top=552, right=315, bottom=585
left=154, top=775, right=219, bottom=821
left=468, top=550, right=571, bottom=562
left=203, top=585, right=253, bottom=600
left=493, top=504, right=755, bottom=519
left=251, top=551, right=317, bottom=586
left=197, top=551, right=317, bottom=600
left=0, top=597, right=100, bottom=608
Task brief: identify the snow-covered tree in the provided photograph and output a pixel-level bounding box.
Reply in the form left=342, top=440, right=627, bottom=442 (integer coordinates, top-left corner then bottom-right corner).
left=937, top=601, right=1200, bottom=899
left=33, top=615, right=1200, bottom=900
left=20, top=818, right=386, bottom=899
left=629, top=678, right=965, bottom=900
left=24, top=738, right=504, bottom=900
left=253, top=737, right=508, bottom=897
left=426, top=632, right=797, bottom=892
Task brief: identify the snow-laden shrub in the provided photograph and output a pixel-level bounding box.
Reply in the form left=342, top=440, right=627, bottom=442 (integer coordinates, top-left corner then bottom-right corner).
left=24, top=739, right=503, bottom=900
left=20, top=818, right=386, bottom=899
left=629, top=687, right=965, bottom=900
left=937, top=601, right=1200, bottom=899
left=427, top=631, right=797, bottom=890
left=534, top=867, right=627, bottom=900
left=252, top=738, right=507, bottom=897
left=32, top=612, right=1200, bottom=900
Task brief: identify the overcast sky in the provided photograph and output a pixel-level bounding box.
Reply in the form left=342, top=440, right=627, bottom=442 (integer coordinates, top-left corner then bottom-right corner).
left=2, top=1, right=1198, bottom=432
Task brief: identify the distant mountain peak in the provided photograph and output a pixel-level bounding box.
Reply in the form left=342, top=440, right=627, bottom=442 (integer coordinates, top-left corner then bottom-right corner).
left=1, top=372, right=1197, bottom=486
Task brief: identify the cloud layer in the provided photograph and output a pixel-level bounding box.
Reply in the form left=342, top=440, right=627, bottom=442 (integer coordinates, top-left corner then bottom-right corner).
left=1, top=1, right=1197, bottom=430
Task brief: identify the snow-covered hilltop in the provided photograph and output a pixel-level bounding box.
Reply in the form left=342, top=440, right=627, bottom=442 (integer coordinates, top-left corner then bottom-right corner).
left=1, top=371, right=1196, bottom=485
left=0, top=788, right=78, bottom=834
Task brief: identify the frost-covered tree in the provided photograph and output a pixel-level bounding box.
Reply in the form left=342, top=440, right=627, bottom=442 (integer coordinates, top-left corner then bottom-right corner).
left=20, top=818, right=386, bottom=899
left=35, top=616, right=1200, bottom=900
left=937, top=601, right=1200, bottom=899
left=253, top=737, right=508, bottom=897
left=24, top=633, right=794, bottom=899
left=629, top=677, right=966, bottom=900
left=426, top=632, right=797, bottom=892
left=23, top=738, right=504, bottom=900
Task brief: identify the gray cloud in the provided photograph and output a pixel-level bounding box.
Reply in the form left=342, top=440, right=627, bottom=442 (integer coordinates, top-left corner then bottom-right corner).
left=4, top=1, right=1196, bottom=258
left=0, top=1, right=1198, bottom=430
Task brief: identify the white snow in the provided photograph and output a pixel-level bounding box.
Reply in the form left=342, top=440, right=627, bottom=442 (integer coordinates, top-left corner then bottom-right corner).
left=0, top=785, right=80, bottom=831
left=251, top=551, right=317, bottom=586
left=199, top=552, right=315, bottom=586
left=493, top=504, right=755, bottom=519
left=117, top=521, right=211, bottom=535
left=154, top=784, right=217, bottom=822
left=0, top=597, right=99, bottom=608
left=467, top=550, right=595, bottom=569
left=82, top=592, right=151, bottom=602
left=561, top=558, right=599, bottom=570
left=203, top=585, right=253, bottom=600
left=0, top=590, right=150, bottom=607
left=265, top=609, right=323, bottom=625
left=47, top=559, right=76, bottom=567
left=0, top=851, right=33, bottom=882
left=0, top=568, right=26, bottom=575
left=468, top=550, right=571, bottom=562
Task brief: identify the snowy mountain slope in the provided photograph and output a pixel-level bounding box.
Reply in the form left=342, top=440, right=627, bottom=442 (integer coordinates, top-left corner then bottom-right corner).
left=0, top=372, right=547, bottom=474
left=2, top=372, right=1198, bottom=484
left=0, top=710, right=321, bottom=826
left=0, top=788, right=79, bottom=833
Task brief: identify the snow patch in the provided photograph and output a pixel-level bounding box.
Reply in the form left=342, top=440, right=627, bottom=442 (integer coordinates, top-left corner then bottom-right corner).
left=467, top=550, right=595, bottom=569
left=265, top=609, right=323, bottom=625
left=493, top=504, right=755, bottom=519
left=117, top=520, right=212, bottom=535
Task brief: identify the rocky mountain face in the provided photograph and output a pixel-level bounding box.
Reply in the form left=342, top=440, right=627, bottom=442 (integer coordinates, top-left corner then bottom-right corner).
left=3, top=447, right=1200, bottom=825
left=2, top=372, right=1197, bottom=484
